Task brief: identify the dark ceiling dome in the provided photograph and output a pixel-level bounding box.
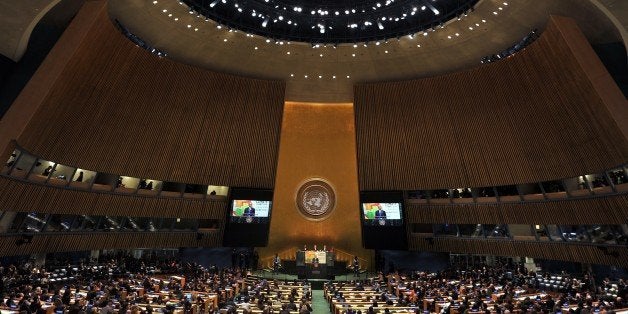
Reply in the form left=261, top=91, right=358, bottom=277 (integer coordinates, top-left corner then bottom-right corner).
left=182, top=0, right=478, bottom=44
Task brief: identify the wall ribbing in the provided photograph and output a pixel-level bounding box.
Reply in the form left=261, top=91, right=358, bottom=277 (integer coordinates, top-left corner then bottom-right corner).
left=14, top=5, right=285, bottom=189
left=355, top=16, right=628, bottom=190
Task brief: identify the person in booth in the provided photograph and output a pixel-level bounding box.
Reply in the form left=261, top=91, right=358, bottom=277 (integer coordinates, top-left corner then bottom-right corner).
left=243, top=202, right=256, bottom=217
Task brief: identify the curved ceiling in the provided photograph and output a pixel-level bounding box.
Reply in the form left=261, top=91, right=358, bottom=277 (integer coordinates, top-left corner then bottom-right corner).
left=109, top=0, right=623, bottom=102
left=181, top=0, right=478, bottom=44
left=0, top=0, right=624, bottom=102
left=0, top=0, right=61, bottom=62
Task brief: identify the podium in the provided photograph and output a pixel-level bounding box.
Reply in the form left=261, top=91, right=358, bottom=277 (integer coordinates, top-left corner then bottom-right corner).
left=296, top=250, right=335, bottom=279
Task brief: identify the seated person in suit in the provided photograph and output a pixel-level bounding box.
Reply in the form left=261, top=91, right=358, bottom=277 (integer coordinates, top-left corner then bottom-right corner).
left=243, top=203, right=256, bottom=217
left=312, top=256, right=319, bottom=268
left=374, top=207, right=387, bottom=220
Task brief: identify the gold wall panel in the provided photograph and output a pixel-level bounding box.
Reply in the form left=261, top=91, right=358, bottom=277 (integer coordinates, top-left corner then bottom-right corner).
left=261, top=102, right=370, bottom=268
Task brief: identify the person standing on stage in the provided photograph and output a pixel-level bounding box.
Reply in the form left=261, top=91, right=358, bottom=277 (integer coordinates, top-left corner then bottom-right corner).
left=353, top=256, right=360, bottom=276
left=273, top=254, right=281, bottom=273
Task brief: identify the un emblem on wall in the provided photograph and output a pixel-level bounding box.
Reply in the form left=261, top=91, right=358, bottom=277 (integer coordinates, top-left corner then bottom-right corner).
left=296, top=179, right=336, bottom=221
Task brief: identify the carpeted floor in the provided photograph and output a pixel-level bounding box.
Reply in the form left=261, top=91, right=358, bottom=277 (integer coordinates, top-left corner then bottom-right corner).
left=311, top=290, right=330, bottom=314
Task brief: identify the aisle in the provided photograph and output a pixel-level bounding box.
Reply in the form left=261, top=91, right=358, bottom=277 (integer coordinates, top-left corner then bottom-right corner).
left=312, top=289, right=331, bottom=314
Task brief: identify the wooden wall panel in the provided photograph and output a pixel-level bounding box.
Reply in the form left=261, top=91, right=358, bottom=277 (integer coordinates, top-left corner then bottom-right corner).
left=0, top=231, right=221, bottom=257
left=12, top=3, right=285, bottom=189
left=354, top=16, right=628, bottom=190
left=406, top=195, right=628, bottom=224
left=408, top=235, right=628, bottom=267
left=0, top=176, right=227, bottom=219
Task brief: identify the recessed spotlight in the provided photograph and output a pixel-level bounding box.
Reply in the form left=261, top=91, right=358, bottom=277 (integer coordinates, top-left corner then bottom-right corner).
left=304, top=75, right=308, bottom=78
left=290, top=74, right=294, bottom=77
left=318, top=75, right=322, bottom=78
left=174, top=18, right=178, bottom=21
left=346, top=75, right=350, bottom=78
left=254, top=46, right=258, bottom=50
left=332, top=75, right=336, bottom=79
left=352, top=53, right=356, bottom=57
left=319, top=54, right=323, bottom=57
left=384, top=50, right=388, bottom=53
left=224, top=38, right=228, bottom=42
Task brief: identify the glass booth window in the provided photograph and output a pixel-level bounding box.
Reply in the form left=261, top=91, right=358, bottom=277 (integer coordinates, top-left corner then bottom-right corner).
left=509, top=224, right=534, bottom=240
left=546, top=225, right=563, bottom=241
left=496, top=185, right=519, bottom=196
left=10, top=152, right=37, bottom=178
left=123, top=217, right=143, bottom=231
left=485, top=224, right=510, bottom=238
left=458, top=224, right=483, bottom=237
left=431, top=189, right=449, bottom=199
left=31, top=159, right=55, bottom=179
left=207, top=185, right=229, bottom=196
left=585, top=225, right=626, bottom=245
left=588, top=174, right=609, bottom=188
left=173, top=218, right=197, bottom=231
left=45, top=214, right=76, bottom=232
left=452, top=188, right=473, bottom=198
left=71, top=169, right=96, bottom=185
left=21, top=213, right=48, bottom=232
left=560, top=225, right=589, bottom=242
left=608, top=168, right=627, bottom=185
left=3, top=150, right=21, bottom=174
left=410, top=224, right=432, bottom=234
left=47, top=164, right=76, bottom=186
left=476, top=187, right=495, bottom=197
left=98, top=216, right=123, bottom=231
left=534, top=225, right=550, bottom=241
left=541, top=180, right=564, bottom=193
left=434, top=224, right=458, bottom=236
left=73, top=215, right=99, bottom=231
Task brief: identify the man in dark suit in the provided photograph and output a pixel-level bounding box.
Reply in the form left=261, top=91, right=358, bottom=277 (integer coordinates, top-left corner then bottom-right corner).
left=374, top=208, right=386, bottom=220
left=243, top=203, right=256, bottom=217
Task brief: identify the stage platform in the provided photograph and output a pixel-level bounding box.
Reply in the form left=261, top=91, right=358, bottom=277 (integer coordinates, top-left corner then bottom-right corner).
left=250, top=270, right=373, bottom=289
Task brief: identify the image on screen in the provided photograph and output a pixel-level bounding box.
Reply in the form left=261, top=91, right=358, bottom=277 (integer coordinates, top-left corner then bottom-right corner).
left=232, top=200, right=271, bottom=217
left=362, top=202, right=402, bottom=226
